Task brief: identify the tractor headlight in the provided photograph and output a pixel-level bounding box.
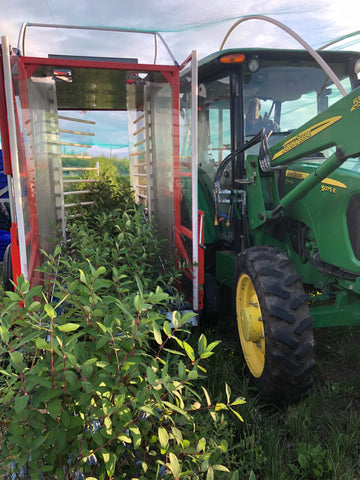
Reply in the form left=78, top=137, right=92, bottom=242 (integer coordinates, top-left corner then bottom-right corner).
left=248, top=56, right=260, bottom=73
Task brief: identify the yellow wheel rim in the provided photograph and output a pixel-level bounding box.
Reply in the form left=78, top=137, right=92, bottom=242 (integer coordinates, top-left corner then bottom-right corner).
left=236, top=273, right=265, bottom=378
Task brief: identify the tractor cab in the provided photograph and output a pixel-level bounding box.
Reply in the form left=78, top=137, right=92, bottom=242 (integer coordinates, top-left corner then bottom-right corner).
left=186, top=48, right=360, bottom=255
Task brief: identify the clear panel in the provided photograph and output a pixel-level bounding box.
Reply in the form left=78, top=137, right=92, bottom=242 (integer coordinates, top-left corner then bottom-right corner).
left=11, top=56, right=64, bottom=284
left=150, top=82, right=174, bottom=254
left=26, top=77, right=65, bottom=251
left=179, top=52, right=200, bottom=310
left=179, top=59, right=194, bottom=249
left=127, top=77, right=174, bottom=257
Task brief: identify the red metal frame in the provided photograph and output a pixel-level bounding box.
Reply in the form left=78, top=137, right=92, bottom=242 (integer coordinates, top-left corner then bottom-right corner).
left=0, top=48, right=204, bottom=304
left=0, top=47, right=21, bottom=285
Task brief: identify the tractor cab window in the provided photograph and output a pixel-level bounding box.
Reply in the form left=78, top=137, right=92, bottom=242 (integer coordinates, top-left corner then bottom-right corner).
left=242, top=61, right=354, bottom=152
left=198, top=76, right=231, bottom=181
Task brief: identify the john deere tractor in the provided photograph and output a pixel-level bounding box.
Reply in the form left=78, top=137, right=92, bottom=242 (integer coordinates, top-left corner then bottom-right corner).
left=181, top=20, right=360, bottom=402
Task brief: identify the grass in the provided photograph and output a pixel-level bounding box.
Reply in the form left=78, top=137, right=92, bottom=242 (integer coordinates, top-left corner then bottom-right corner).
left=201, top=319, right=360, bottom=480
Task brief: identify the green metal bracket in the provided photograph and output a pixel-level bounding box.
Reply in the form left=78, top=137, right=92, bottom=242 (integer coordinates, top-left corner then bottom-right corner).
left=246, top=154, right=267, bottom=230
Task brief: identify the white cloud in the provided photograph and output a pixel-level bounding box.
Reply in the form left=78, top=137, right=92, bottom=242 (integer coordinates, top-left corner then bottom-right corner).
left=2, top=0, right=360, bottom=62
left=1, top=0, right=360, bottom=154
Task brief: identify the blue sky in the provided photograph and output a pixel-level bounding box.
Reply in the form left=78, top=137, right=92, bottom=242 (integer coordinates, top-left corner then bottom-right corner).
left=1, top=0, right=360, bottom=157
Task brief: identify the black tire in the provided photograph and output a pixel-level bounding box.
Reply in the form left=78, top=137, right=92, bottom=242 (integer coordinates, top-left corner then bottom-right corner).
left=201, top=273, right=220, bottom=328
left=3, top=243, right=13, bottom=292
left=233, top=245, right=315, bottom=403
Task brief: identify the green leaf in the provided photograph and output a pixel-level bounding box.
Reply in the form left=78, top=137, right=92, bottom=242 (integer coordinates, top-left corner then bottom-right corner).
left=129, top=426, right=141, bottom=449
left=60, top=411, right=71, bottom=429
left=188, top=369, right=198, bottom=380
left=94, top=266, right=106, bottom=277
left=178, top=361, right=186, bottom=381
left=5, top=291, right=23, bottom=302
left=197, top=437, right=206, bottom=453
left=134, top=294, right=143, bottom=312
left=163, top=348, right=185, bottom=356
left=146, top=367, right=157, bottom=386
left=152, top=320, right=162, bottom=345
left=199, top=351, right=216, bottom=359
left=27, top=301, right=41, bottom=312
left=140, top=406, right=155, bottom=416
left=36, top=337, right=50, bottom=350
left=0, top=368, right=15, bottom=377
left=167, top=452, right=181, bottom=477
left=48, top=398, right=62, bottom=420
left=79, top=269, right=87, bottom=284
left=220, top=439, right=228, bottom=452
left=231, top=397, right=246, bottom=406
left=206, top=340, right=221, bottom=352
left=163, top=401, right=190, bottom=420
left=15, top=395, right=29, bottom=414
left=229, top=407, right=244, bottom=422
left=183, top=342, right=195, bottom=361
left=198, top=333, right=207, bottom=355
left=0, top=325, right=9, bottom=343
left=171, top=426, right=183, bottom=444
left=225, top=383, right=231, bottom=404
left=163, top=321, right=172, bottom=337
left=44, top=304, right=56, bottom=318
left=10, top=351, right=23, bottom=364
left=158, top=426, right=169, bottom=449
left=206, top=467, right=214, bottom=480
left=118, top=433, right=131, bottom=443
left=202, top=386, right=211, bottom=407
left=30, top=436, right=46, bottom=450
left=212, top=465, right=230, bottom=472
left=135, top=274, right=144, bottom=297
left=82, top=363, right=93, bottom=378
left=172, top=311, right=180, bottom=328
left=57, top=323, right=80, bottom=332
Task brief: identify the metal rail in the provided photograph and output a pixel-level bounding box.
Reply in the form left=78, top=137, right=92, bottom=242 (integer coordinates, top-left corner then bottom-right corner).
left=318, top=30, right=360, bottom=50
left=17, top=22, right=178, bottom=66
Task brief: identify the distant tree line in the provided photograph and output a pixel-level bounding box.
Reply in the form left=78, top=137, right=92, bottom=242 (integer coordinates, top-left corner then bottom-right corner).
left=62, top=155, right=130, bottom=177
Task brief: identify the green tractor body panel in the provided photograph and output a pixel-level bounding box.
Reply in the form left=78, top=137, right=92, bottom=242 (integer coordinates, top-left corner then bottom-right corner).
left=283, top=159, right=360, bottom=274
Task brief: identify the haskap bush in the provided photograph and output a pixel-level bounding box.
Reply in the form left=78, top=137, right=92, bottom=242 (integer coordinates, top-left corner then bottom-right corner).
left=0, top=179, right=245, bottom=479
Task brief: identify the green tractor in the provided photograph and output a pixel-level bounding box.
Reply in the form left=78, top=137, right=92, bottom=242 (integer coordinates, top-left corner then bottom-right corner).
left=180, top=19, right=360, bottom=403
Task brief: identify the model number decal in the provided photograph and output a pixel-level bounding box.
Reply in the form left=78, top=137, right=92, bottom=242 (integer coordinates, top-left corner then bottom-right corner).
left=351, top=95, right=360, bottom=112
left=321, top=184, right=336, bottom=194
left=286, top=170, right=347, bottom=190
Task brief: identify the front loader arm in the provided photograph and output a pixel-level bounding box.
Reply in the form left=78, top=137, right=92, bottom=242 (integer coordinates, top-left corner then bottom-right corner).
left=269, top=85, right=360, bottom=167
left=266, top=85, right=360, bottom=215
